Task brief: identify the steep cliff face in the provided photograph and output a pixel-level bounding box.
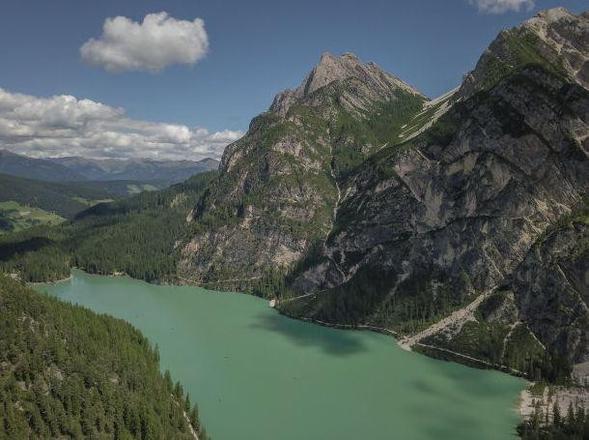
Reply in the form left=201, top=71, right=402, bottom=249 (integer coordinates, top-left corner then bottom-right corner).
left=419, top=212, right=588, bottom=377
left=285, top=64, right=587, bottom=323
left=280, top=9, right=589, bottom=372
left=179, top=53, right=425, bottom=289
left=178, top=8, right=589, bottom=375
left=511, top=217, right=588, bottom=364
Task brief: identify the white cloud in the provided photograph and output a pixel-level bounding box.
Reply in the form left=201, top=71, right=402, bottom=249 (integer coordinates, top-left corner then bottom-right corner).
left=81, top=12, right=209, bottom=73
left=468, top=0, right=535, bottom=14
left=0, top=88, right=242, bottom=161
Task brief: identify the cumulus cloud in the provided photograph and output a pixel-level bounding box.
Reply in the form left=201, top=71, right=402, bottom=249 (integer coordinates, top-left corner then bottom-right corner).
left=0, top=88, right=242, bottom=161
left=81, top=12, right=209, bottom=73
left=468, top=0, right=535, bottom=14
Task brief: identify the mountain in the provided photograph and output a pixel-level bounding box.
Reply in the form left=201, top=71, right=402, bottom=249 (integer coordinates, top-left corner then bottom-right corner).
left=178, top=51, right=426, bottom=288
left=0, top=149, right=85, bottom=181
left=278, top=8, right=589, bottom=379
left=0, top=274, right=208, bottom=438
left=0, top=149, right=219, bottom=183
left=458, top=7, right=589, bottom=100
left=49, top=156, right=219, bottom=183
left=177, top=9, right=588, bottom=380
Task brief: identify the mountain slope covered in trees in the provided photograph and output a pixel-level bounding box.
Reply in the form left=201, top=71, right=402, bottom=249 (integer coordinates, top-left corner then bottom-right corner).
left=0, top=173, right=116, bottom=219
left=0, top=275, right=208, bottom=439
left=0, top=171, right=217, bottom=282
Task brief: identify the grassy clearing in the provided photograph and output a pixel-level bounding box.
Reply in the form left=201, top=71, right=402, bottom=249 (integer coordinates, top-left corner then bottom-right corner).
left=0, top=201, right=64, bottom=234
left=71, top=197, right=115, bottom=206
left=127, top=183, right=159, bottom=194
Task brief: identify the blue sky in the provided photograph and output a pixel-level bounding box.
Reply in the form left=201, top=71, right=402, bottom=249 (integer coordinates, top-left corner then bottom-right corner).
left=0, top=0, right=586, bottom=160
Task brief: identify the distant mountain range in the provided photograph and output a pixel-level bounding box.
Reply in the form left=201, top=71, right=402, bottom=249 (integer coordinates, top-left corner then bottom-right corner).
left=0, top=149, right=219, bottom=184
left=0, top=150, right=218, bottom=233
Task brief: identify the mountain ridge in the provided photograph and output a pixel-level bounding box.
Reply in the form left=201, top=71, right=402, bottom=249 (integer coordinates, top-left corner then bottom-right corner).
left=181, top=7, right=589, bottom=382
left=181, top=51, right=427, bottom=287
left=0, top=149, right=219, bottom=183
left=270, top=51, right=425, bottom=116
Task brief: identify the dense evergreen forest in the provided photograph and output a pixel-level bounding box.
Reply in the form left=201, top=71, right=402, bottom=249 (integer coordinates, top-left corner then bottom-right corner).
left=0, top=275, right=209, bottom=439
left=0, top=171, right=217, bottom=282
left=518, top=399, right=589, bottom=440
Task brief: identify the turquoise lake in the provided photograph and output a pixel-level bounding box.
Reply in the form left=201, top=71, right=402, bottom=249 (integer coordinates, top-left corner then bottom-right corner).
left=37, top=270, right=525, bottom=440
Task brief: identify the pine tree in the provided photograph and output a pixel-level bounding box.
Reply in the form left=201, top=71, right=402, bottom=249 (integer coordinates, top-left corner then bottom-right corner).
left=190, top=404, right=199, bottom=427
left=566, top=401, right=575, bottom=430
left=552, top=401, right=561, bottom=427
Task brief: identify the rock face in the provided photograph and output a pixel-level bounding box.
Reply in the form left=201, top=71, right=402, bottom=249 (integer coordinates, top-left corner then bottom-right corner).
left=270, top=52, right=423, bottom=116
left=286, top=64, right=587, bottom=329
left=179, top=53, right=424, bottom=289
left=281, top=9, right=589, bottom=372
left=511, top=221, right=588, bottom=365
left=181, top=8, right=588, bottom=376
left=458, top=7, right=589, bottom=100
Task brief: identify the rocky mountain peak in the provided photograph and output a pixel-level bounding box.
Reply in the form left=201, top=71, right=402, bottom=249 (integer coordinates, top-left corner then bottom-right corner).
left=302, top=51, right=363, bottom=95
left=528, top=6, right=574, bottom=24
left=522, top=6, right=588, bottom=45
left=522, top=7, right=588, bottom=87
left=270, top=52, right=423, bottom=116
left=457, top=7, right=588, bottom=100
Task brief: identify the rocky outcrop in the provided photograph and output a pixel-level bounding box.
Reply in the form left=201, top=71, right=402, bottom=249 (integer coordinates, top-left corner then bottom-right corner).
left=270, top=52, right=424, bottom=116
left=511, top=220, right=589, bottom=364
left=417, top=215, right=588, bottom=375
left=458, top=7, right=589, bottom=100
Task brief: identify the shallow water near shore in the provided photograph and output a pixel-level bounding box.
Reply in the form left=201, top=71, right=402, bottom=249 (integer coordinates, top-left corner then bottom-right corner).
left=37, top=269, right=525, bottom=440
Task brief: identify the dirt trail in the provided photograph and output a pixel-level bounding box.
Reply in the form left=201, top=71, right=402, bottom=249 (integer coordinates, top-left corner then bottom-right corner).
left=398, top=289, right=494, bottom=351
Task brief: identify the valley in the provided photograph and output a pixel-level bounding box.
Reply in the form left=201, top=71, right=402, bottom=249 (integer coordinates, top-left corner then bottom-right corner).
left=0, top=5, right=587, bottom=439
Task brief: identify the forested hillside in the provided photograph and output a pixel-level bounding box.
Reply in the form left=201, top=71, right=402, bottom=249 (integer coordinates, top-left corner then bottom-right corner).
left=0, top=275, right=208, bottom=439
left=0, top=171, right=216, bottom=282
left=0, top=173, right=116, bottom=219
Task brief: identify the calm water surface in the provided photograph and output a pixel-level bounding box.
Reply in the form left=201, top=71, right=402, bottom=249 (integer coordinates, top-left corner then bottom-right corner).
left=37, top=270, right=524, bottom=440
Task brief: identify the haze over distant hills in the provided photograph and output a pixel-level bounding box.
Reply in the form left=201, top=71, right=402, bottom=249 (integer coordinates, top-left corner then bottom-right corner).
left=0, top=149, right=219, bottom=233
left=50, top=156, right=219, bottom=183
left=0, top=149, right=219, bottom=183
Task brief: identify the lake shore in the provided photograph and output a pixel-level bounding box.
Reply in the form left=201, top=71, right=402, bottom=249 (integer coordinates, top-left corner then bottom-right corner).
left=518, top=382, right=589, bottom=423
left=27, top=274, right=72, bottom=285
left=36, top=270, right=526, bottom=440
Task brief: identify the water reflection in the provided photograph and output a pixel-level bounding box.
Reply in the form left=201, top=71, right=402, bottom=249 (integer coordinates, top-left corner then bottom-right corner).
left=250, top=312, right=368, bottom=356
